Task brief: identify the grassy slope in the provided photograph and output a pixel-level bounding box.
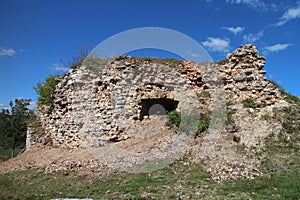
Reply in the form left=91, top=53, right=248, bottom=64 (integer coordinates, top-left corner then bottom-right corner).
left=0, top=158, right=299, bottom=199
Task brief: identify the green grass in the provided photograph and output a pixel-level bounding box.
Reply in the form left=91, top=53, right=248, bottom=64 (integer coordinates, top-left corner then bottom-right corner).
left=226, top=109, right=237, bottom=125
left=220, top=170, right=300, bottom=200
left=1, top=154, right=300, bottom=199
left=0, top=160, right=214, bottom=199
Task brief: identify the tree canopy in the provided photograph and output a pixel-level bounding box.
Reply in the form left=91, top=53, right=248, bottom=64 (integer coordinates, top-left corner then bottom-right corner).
left=34, top=75, right=58, bottom=107
left=0, top=99, right=33, bottom=158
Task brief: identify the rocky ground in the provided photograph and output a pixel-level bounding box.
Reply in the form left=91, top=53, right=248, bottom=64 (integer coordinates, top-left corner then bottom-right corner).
left=0, top=144, right=113, bottom=178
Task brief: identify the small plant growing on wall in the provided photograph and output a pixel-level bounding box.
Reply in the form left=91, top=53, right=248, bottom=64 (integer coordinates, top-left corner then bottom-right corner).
left=241, top=98, right=258, bottom=109
left=167, top=110, right=210, bottom=135
left=167, top=110, right=181, bottom=127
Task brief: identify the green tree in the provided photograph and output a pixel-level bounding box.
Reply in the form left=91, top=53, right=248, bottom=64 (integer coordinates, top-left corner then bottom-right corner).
left=0, top=109, right=12, bottom=148
left=34, top=75, right=58, bottom=107
left=0, top=99, right=33, bottom=158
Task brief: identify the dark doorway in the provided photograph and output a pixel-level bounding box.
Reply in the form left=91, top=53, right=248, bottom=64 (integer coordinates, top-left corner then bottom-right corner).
left=139, top=98, right=179, bottom=120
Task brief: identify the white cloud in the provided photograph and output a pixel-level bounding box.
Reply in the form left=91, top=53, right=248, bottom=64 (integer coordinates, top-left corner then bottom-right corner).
left=28, top=101, right=37, bottom=111
left=202, top=37, right=230, bottom=53
left=1, top=107, right=11, bottom=111
left=188, top=52, right=201, bottom=58
left=53, top=63, right=69, bottom=72
left=222, top=26, right=245, bottom=35
left=0, top=103, right=4, bottom=107
left=0, top=48, right=16, bottom=56
left=243, top=31, right=264, bottom=43
left=265, top=43, right=292, bottom=52
left=276, top=4, right=300, bottom=26
left=225, top=0, right=268, bottom=11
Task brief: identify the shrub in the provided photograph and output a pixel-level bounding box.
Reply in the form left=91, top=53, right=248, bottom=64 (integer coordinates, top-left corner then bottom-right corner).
left=69, top=47, right=91, bottom=69
left=168, top=113, right=210, bottom=135
left=241, top=98, right=258, bottom=109
left=281, top=106, right=300, bottom=134
left=34, top=75, right=59, bottom=109
left=167, top=110, right=181, bottom=127
left=197, top=112, right=210, bottom=133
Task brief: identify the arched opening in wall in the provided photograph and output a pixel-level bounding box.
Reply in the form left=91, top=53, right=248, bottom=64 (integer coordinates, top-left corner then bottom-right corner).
left=139, top=98, right=179, bottom=120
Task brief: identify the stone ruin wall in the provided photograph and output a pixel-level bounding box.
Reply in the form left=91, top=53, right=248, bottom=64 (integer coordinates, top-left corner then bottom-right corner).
left=37, top=44, right=283, bottom=148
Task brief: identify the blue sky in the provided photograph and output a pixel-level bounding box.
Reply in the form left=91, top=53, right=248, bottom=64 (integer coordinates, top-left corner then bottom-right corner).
left=0, top=0, right=300, bottom=109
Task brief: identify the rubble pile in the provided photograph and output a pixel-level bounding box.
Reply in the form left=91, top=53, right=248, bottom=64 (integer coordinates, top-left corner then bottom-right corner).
left=45, top=157, right=113, bottom=177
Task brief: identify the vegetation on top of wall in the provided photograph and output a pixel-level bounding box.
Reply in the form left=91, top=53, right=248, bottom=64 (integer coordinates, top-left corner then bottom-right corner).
left=69, top=47, right=91, bottom=69
left=268, top=79, right=300, bottom=105
left=217, top=58, right=228, bottom=65
left=34, top=47, right=92, bottom=110
left=281, top=89, right=300, bottom=105
left=115, top=55, right=185, bottom=69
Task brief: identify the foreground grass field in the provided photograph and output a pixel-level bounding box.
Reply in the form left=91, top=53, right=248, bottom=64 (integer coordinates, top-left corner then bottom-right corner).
left=0, top=150, right=299, bottom=200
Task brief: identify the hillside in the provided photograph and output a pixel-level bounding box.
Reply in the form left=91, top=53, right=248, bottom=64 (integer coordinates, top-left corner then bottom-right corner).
left=0, top=44, right=299, bottom=199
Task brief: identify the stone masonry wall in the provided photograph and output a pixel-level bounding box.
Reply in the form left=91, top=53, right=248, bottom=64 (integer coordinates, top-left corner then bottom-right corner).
left=38, top=44, right=282, bottom=148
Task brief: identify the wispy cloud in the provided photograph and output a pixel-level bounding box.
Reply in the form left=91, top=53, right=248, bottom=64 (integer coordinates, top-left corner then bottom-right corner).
left=28, top=101, right=37, bottom=111
left=202, top=37, right=230, bottom=53
left=222, top=26, right=245, bottom=35
left=276, top=4, right=300, bottom=26
left=225, top=0, right=268, bottom=12
left=0, top=48, right=16, bottom=56
left=53, top=63, right=69, bottom=72
left=265, top=43, right=292, bottom=53
left=0, top=103, right=4, bottom=107
left=188, top=51, right=201, bottom=58
left=243, top=31, right=264, bottom=43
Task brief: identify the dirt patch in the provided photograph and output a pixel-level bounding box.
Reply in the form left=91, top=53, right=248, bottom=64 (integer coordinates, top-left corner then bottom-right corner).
left=0, top=144, right=113, bottom=177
